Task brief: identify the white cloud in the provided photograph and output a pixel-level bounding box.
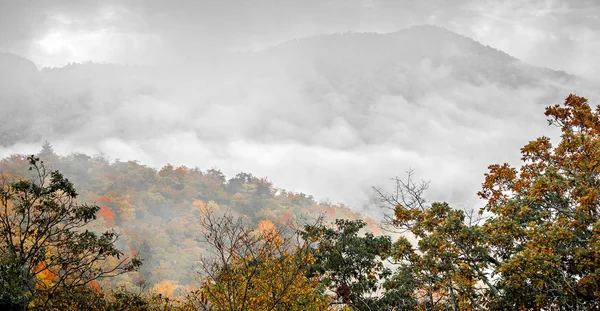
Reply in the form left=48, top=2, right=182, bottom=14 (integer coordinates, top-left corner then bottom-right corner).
left=1, top=0, right=598, bottom=218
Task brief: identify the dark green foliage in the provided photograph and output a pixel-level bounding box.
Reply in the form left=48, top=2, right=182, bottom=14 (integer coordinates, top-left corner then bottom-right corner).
left=0, top=252, right=29, bottom=310
left=302, top=219, right=392, bottom=310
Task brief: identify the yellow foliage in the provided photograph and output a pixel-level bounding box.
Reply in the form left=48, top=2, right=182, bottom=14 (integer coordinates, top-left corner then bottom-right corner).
left=34, top=261, right=57, bottom=289
left=257, top=218, right=276, bottom=233
left=206, top=200, right=220, bottom=212
left=199, top=222, right=330, bottom=311
left=255, top=218, right=280, bottom=240
left=196, top=200, right=220, bottom=215
left=151, top=279, right=178, bottom=297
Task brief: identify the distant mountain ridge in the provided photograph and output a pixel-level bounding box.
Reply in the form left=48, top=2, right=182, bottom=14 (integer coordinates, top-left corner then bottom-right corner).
left=1, top=25, right=576, bottom=80
left=271, top=25, right=518, bottom=63
left=259, top=25, right=577, bottom=89
left=0, top=25, right=582, bottom=147
left=0, top=51, right=38, bottom=70
left=0, top=24, right=590, bottom=211
left=0, top=52, right=40, bottom=88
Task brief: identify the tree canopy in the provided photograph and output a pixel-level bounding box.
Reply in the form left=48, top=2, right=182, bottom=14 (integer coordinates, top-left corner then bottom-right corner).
left=375, top=94, right=600, bottom=310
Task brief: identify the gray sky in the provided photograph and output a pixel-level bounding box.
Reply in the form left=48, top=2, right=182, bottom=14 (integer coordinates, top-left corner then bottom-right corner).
left=1, top=0, right=598, bottom=80
left=0, top=0, right=599, bottom=216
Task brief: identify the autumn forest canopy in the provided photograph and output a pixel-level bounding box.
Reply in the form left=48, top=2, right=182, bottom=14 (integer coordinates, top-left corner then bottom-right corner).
left=0, top=94, right=599, bottom=310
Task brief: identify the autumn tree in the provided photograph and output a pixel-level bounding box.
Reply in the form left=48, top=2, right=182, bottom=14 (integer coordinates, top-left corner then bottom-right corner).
left=0, top=155, right=141, bottom=309
left=478, top=94, right=600, bottom=309
left=374, top=172, right=492, bottom=311
left=191, top=204, right=329, bottom=311
left=376, top=94, right=600, bottom=310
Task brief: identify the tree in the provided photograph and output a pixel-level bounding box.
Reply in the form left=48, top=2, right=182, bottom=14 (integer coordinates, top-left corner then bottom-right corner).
left=0, top=155, right=141, bottom=309
left=191, top=204, right=329, bottom=311
left=225, top=173, right=253, bottom=195
left=0, top=251, right=29, bottom=309
left=301, top=219, right=393, bottom=310
left=38, top=141, right=55, bottom=158
left=375, top=172, right=493, bottom=311
left=478, top=94, right=600, bottom=309
left=375, top=94, right=600, bottom=310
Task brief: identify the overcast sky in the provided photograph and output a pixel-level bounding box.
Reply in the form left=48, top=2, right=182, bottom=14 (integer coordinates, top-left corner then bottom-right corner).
left=1, top=0, right=599, bottom=80
left=0, top=0, right=599, bottom=216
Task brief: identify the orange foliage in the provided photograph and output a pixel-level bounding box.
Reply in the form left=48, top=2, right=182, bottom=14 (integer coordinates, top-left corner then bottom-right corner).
left=98, top=206, right=115, bottom=227
left=364, top=217, right=381, bottom=235
left=279, top=213, right=291, bottom=223
left=257, top=218, right=277, bottom=233
left=326, top=207, right=336, bottom=216
left=98, top=196, right=111, bottom=203
left=90, top=280, right=101, bottom=292
left=256, top=218, right=282, bottom=242
left=35, top=261, right=58, bottom=289
left=175, top=166, right=188, bottom=176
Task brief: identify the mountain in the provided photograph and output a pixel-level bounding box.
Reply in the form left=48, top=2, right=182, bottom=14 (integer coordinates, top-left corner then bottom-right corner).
left=0, top=52, right=39, bottom=85
left=229, top=25, right=582, bottom=153
left=0, top=25, right=581, bottom=147
left=260, top=25, right=576, bottom=89
left=0, top=25, right=592, bottom=209
left=0, top=53, right=42, bottom=144
left=0, top=151, right=381, bottom=291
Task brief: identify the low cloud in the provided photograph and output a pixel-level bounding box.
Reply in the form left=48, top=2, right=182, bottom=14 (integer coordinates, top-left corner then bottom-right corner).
left=2, top=27, right=593, bottom=219
left=454, top=0, right=600, bottom=82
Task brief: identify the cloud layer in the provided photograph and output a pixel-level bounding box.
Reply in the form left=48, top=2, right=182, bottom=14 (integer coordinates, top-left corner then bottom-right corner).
left=1, top=25, right=595, bottom=218
left=1, top=0, right=599, bottom=81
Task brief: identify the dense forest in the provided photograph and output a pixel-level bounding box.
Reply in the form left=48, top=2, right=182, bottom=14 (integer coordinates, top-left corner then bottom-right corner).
left=0, top=139, right=381, bottom=295
left=1, top=94, right=600, bottom=310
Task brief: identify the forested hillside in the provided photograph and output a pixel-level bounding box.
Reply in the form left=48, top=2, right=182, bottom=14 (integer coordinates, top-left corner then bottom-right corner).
left=0, top=145, right=380, bottom=295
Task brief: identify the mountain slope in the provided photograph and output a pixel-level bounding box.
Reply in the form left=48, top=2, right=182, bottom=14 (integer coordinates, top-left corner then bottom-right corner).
left=0, top=151, right=380, bottom=291
left=259, top=25, right=575, bottom=88
left=0, top=25, right=592, bottom=210
left=0, top=25, right=580, bottom=147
